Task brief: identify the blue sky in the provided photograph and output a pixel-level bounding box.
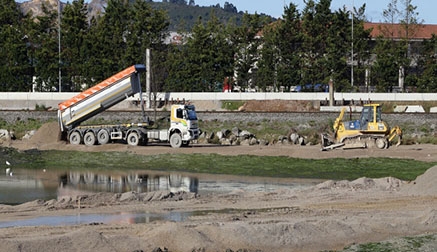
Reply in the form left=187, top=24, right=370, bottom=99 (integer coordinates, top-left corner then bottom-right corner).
left=192, top=0, right=437, bottom=24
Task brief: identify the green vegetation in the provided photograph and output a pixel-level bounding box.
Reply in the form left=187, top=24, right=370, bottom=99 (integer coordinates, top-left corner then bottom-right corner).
left=3, top=0, right=436, bottom=93
left=342, top=234, right=437, bottom=252
left=2, top=147, right=435, bottom=181
left=0, top=118, right=50, bottom=139
left=221, top=101, right=246, bottom=111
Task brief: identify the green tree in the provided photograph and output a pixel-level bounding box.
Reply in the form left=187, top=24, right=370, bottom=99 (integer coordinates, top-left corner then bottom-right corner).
left=31, top=3, right=59, bottom=92
left=60, top=0, right=89, bottom=91
left=0, top=0, right=32, bottom=91
left=350, top=4, right=372, bottom=91
left=232, top=13, right=266, bottom=91
left=90, top=0, right=130, bottom=83
left=398, top=0, right=423, bottom=89
left=325, top=8, right=350, bottom=91
left=274, top=3, right=303, bottom=91
left=256, top=23, right=277, bottom=92
left=417, top=35, right=437, bottom=92
left=300, top=0, right=333, bottom=88
left=372, top=0, right=420, bottom=92
left=124, top=0, right=169, bottom=66
left=371, top=39, right=399, bottom=92
left=165, top=14, right=234, bottom=91
left=124, top=0, right=170, bottom=104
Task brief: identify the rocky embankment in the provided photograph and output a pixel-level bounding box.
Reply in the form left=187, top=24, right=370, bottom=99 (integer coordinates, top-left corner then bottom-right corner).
left=197, top=127, right=306, bottom=146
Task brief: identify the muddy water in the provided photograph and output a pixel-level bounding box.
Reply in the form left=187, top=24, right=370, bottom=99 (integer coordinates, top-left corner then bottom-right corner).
left=0, top=168, right=320, bottom=205
left=0, top=211, right=194, bottom=228
left=0, top=168, right=320, bottom=227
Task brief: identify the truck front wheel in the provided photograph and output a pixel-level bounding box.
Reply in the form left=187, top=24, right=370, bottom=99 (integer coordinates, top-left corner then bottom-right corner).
left=170, top=133, right=182, bottom=148
left=127, top=131, right=140, bottom=146
left=69, top=131, right=82, bottom=145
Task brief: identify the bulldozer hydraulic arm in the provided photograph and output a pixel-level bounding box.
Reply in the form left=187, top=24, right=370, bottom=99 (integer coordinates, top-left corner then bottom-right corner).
left=388, top=126, right=402, bottom=146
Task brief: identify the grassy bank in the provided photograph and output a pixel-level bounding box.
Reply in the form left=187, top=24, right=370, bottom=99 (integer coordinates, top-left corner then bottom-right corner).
left=3, top=148, right=436, bottom=181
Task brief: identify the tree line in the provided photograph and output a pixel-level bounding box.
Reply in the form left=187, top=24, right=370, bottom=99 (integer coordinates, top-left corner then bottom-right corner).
left=1, top=0, right=436, bottom=93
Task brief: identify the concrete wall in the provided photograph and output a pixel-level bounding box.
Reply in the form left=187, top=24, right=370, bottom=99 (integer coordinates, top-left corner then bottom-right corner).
left=0, top=92, right=436, bottom=111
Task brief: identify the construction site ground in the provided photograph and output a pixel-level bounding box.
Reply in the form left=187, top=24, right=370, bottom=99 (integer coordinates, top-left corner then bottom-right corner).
left=1, top=121, right=437, bottom=252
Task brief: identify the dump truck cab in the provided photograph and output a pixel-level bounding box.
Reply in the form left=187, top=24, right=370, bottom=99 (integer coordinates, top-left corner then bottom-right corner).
left=168, top=104, right=199, bottom=147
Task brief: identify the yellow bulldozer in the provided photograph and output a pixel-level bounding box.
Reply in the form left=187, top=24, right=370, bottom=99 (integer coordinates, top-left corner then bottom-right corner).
left=321, top=103, right=402, bottom=151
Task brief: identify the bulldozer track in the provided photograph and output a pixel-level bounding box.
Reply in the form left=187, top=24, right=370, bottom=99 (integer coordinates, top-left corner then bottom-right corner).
left=341, top=134, right=389, bottom=149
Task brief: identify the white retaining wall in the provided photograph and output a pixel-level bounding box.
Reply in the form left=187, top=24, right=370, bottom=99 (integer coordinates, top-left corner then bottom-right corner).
left=0, top=92, right=436, bottom=110
left=151, top=92, right=437, bottom=102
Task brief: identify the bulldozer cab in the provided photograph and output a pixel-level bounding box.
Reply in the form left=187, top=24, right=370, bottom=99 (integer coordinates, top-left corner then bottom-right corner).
left=358, top=104, right=387, bottom=132
left=359, top=104, right=381, bottom=130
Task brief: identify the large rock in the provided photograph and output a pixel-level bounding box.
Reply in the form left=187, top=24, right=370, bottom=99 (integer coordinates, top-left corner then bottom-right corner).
left=22, top=130, right=36, bottom=140
left=0, top=129, right=11, bottom=141
left=239, top=130, right=253, bottom=139
left=231, top=127, right=240, bottom=137
left=289, top=133, right=300, bottom=144
left=216, top=131, right=225, bottom=139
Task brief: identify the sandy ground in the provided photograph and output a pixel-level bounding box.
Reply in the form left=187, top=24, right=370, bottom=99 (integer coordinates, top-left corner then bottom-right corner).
left=1, top=122, right=437, bottom=252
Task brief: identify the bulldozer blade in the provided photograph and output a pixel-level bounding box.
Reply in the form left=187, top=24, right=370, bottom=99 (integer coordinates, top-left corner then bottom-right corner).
left=321, top=142, right=345, bottom=151
left=342, top=143, right=367, bottom=150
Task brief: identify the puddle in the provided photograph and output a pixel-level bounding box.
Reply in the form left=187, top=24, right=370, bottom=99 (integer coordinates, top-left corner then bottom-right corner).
left=0, top=168, right=319, bottom=205
left=0, top=168, right=320, bottom=228
left=0, top=211, right=193, bottom=228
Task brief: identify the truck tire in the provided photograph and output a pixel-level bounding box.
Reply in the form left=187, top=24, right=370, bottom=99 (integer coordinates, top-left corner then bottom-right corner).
left=97, top=129, right=110, bottom=145
left=127, top=131, right=140, bottom=146
left=69, top=131, right=82, bottom=145
left=170, top=133, right=182, bottom=148
left=84, top=131, right=96, bottom=146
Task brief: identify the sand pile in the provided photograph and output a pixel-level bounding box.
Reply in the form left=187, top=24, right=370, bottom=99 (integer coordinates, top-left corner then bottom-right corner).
left=314, top=165, right=437, bottom=196
left=403, top=165, right=437, bottom=196
left=315, top=176, right=404, bottom=191
left=28, top=121, right=62, bottom=145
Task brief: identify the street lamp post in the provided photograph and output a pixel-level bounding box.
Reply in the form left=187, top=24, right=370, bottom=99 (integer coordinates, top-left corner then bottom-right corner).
left=58, top=0, right=61, bottom=92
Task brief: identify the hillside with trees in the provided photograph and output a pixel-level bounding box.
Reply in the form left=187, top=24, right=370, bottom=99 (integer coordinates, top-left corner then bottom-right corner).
left=148, top=1, right=275, bottom=30
left=1, top=0, right=436, bottom=95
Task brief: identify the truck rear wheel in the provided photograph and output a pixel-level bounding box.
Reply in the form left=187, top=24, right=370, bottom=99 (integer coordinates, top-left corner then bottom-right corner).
left=170, top=133, right=182, bottom=148
left=69, top=131, right=82, bottom=145
left=84, top=131, right=96, bottom=146
left=127, top=131, right=140, bottom=146
left=97, top=129, right=110, bottom=145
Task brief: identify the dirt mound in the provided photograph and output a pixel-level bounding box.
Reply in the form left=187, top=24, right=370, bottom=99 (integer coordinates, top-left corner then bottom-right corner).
left=239, top=100, right=318, bottom=112
left=403, top=165, right=437, bottom=196
left=29, top=121, right=61, bottom=145
left=315, top=176, right=403, bottom=191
